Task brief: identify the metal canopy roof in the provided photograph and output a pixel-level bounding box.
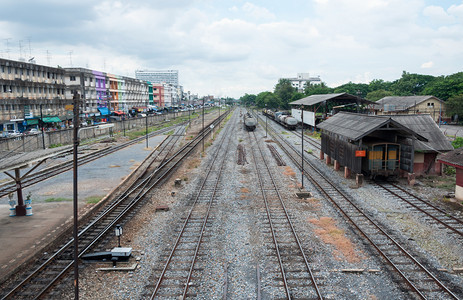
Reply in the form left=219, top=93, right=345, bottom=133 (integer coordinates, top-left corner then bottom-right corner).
left=317, top=112, right=427, bottom=142
left=386, top=114, right=453, bottom=152
left=289, top=93, right=376, bottom=106
left=0, top=146, right=73, bottom=174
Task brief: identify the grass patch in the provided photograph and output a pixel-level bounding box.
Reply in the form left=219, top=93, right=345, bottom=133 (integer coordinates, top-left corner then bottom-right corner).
left=45, top=197, right=72, bottom=202
left=85, top=196, right=103, bottom=204
left=49, top=143, right=63, bottom=148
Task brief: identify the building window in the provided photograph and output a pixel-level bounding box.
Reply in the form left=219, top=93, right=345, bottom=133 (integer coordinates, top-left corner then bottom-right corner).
left=70, top=76, right=76, bottom=81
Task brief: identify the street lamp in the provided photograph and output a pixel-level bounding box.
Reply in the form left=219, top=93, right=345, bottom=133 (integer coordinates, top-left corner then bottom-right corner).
left=40, top=104, right=46, bottom=149
left=115, top=224, right=123, bottom=247
left=265, top=104, right=268, bottom=138
left=301, top=104, right=304, bottom=189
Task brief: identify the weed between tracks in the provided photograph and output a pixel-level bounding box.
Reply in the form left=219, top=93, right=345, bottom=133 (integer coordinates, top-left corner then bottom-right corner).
left=309, top=217, right=363, bottom=263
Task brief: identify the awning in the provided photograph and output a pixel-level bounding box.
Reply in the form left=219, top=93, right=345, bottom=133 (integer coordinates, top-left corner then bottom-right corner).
left=41, top=116, right=62, bottom=123
left=113, top=111, right=125, bottom=115
left=26, top=119, right=39, bottom=125
left=98, top=107, right=110, bottom=115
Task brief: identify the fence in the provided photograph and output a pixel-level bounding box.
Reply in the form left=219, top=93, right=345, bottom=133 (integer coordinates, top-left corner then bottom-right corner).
left=0, top=111, right=191, bottom=153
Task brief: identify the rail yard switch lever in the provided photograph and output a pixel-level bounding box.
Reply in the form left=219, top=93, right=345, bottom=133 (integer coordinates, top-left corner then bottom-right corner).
left=296, top=191, right=313, bottom=199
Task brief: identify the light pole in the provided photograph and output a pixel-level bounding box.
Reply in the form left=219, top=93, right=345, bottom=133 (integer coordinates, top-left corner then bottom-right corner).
left=301, top=104, right=304, bottom=189
left=202, top=97, right=205, bottom=153
left=72, top=91, right=80, bottom=300
left=265, top=104, right=268, bottom=138
left=145, top=100, right=149, bottom=148
left=115, top=224, right=123, bottom=247
left=40, top=104, right=45, bottom=149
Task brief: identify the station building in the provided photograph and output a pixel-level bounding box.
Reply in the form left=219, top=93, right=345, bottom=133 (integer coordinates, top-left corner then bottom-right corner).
left=376, top=96, right=448, bottom=123
left=316, top=112, right=452, bottom=182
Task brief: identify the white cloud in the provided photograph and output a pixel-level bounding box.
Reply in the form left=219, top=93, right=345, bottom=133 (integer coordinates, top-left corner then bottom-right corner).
left=423, top=5, right=455, bottom=24
left=421, top=61, right=434, bottom=68
left=241, top=2, right=276, bottom=21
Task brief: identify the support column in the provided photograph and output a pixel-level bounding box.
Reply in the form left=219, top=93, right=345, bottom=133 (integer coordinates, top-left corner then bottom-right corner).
left=326, top=155, right=331, bottom=165
left=334, top=160, right=340, bottom=171
left=319, top=151, right=324, bottom=160
left=408, top=173, right=416, bottom=186
left=344, top=166, right=351, bottom=179
left=14, top=168, right=26, bottom=216
left=356, top=173, right=364, bottom=187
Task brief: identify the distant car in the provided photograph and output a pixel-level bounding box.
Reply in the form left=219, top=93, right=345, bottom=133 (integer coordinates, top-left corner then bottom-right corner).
left=1, top=130, right=21, bottom=138
left=24, top=128, right=39, bottom=135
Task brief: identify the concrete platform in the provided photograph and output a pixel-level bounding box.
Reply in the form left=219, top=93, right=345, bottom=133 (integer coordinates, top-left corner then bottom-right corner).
left=0, top=134, right=166, bottom=281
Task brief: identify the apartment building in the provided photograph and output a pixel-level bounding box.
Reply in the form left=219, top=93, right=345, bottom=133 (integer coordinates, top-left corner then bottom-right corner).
left=0, top=58, right=68, bottom=125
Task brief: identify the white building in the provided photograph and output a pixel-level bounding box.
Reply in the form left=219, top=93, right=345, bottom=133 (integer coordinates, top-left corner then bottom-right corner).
left=135, top=70, right=179, bottom=86
left=282, top=73, right=322, bottom=93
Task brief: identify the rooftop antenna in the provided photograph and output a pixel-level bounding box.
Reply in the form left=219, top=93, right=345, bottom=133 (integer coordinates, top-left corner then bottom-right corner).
left=4, top=38, right=11, bottom=59
left=19, top=40, right=25, bottom=61
left=69, top=50, right=73, bottom=67
left=46, top=50, right=52, bottom=66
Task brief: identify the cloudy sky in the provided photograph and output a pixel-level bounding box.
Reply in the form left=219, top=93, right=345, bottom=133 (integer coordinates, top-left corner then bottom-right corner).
left=1, top=0, right=462, bottom=98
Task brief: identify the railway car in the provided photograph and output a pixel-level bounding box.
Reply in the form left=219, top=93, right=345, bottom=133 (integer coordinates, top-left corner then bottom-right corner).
left=243, top=113, right=257, bottom=131
left=362, top=142, right=400, bottom=178
left=277, top=114, right=298, bottom=130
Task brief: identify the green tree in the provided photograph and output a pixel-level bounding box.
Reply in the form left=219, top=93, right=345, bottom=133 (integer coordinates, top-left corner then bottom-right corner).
left=274, top=79, right=296, bottom=109
left=365, top=89, right=393, bottom=101
left=304, top=82, right=333, bottom=96
left=256, top=91, right=280, bottom=109
left=333, top=82, right=370, bottom=98
left=391, top=71, right=436, bottom=96
left=239, top=93, right=256, bottom=106
left=445, top=94, right=463, bottom=122
left=368, top=79, right=392, bottom=92
left=422, top=72, right=463, bottom=100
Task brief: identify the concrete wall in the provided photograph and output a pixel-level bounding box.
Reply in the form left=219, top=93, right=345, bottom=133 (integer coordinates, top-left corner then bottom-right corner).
left=0, top=111, right=191, bottom=153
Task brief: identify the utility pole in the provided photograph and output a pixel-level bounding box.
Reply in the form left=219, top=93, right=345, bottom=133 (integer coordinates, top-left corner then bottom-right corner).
left=72, top=91, right=80, bottom=300
left=40, top=104, right=45, bottom=149
left=202, top=97, right=205, bottom=153
left=301, top=105, right=304, bottom=189
left=145, top=100, right=149, bottom=148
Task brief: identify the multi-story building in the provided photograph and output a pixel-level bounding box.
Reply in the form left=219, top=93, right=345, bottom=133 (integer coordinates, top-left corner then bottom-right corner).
left=282, top=73, right=322, bottom=93
left=152, top=84, right=164, bottom=107
left=0, top=58, right=68, bottom=130
left=135, top=70, right=179, bottom=86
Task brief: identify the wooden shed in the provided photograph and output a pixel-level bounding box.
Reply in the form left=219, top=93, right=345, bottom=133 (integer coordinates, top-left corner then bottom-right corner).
left=317, top=112, right=427, bottom=179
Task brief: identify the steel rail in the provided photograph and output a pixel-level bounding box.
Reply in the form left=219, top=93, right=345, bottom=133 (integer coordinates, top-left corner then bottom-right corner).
left=249, top=130, right=322, bottom=299
left=375, top=182, right=463, bottom=237
left=149, top=109, right=234, bottom=299
left=2, top=112, right=229, bottom=300
left=255, top=113, right=459, bottom=300
left=1, top=125, right=188, bottom=300
left=0, top=121, right=190, bottom=198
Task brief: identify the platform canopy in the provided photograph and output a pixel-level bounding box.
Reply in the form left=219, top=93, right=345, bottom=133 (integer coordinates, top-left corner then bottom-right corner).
left=289, top=93, right=376, bottom=107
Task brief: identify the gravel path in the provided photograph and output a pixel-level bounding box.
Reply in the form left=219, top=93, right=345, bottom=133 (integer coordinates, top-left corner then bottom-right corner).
left=61, top=108, right=462, bottom=299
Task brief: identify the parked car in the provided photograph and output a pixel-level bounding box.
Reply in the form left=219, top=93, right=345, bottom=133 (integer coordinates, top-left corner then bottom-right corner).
left=1, top=130, right=21, bottom=138
left=24, top=128, right=40, bottom=135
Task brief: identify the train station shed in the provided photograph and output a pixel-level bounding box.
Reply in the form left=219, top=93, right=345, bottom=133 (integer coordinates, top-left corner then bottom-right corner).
left=387, top=114, right=453, bottom=176
left=289, top=93, right=376, bottom=127
left=437, top=148, right=463, bottom=200
left=317, top=112, right=427, bottom=182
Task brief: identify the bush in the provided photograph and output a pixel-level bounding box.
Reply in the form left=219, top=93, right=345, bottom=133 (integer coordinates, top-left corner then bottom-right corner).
left=452, top=137, right=463, bottom=149
left=443, top=165, right=456, bottom=176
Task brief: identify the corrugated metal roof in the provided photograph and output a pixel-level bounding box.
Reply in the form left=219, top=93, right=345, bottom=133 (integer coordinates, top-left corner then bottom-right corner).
left=376, top=96, right=443, bottom=111
left=289, top=93, right=376, bottom=106
left=317, top=112, right=428, bottom=142
left=437, top=147, right=463, bottom=168
left=386, top=114, right=453, bottom=152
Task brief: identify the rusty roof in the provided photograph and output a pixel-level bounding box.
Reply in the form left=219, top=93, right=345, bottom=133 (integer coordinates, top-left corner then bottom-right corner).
left=437, top=147, right=463, bottom=168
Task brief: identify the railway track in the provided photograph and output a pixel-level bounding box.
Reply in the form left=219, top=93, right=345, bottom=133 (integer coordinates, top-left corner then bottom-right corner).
left=374, top=181, right=463, bottom=238
left=255, top=113, right=461, bottom=299
left=0, top=112, right=229, bottom=300
left=144, top=109, right=235, bottom=299
left=0, top=121, right=190, bottom=199
left=248, top=130, right=322, bottom=299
